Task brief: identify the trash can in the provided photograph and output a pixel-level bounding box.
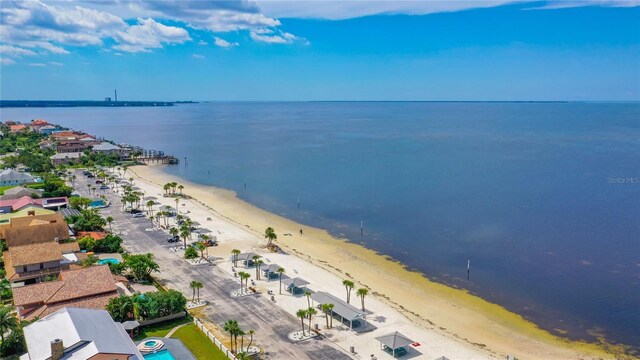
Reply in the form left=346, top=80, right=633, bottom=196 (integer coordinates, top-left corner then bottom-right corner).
left=350, top=346, right=355, bottom=354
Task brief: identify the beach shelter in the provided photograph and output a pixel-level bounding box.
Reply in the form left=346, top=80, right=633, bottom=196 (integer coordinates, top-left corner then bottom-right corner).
left=375, top=331, right=414, bottom=357
left=261, top=263, right=282, bottom=280
left=281, top=277, right=309, bottom=295
left=311, top=291, right=366, bottom=330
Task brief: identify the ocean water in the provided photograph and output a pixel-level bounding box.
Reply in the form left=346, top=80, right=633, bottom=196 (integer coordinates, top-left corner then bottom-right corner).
left=2, top=102, right=639, bottom=350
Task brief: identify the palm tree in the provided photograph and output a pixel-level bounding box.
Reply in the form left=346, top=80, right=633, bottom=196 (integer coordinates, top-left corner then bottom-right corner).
left=163, top=183, right=171, bottom=196
left=328, top=304, right=334, bottom=328
left=255, top=259, right=264, bottom=280
left=239, top=272, right=251, bottom=292
left=106, top=216, right=114, bottom=232
left=277, top=267, right=285, bottom=294
left=178, top=184, right=184, bottom=195
left=251, top=255, right=261, bottom=272
left=307, top=307, right=317, bottom=332
left=231, top=249, right=241, bottom=267
left=321, top=303, right=331, bottom=328
left=171, top=182, right=178, bottom=195
left=304, top=290, right=312, bottom=308
left=238, top=329, right=246, bottom=353
left=357, top=288, right=369, bottom=312
left=296, top=309, right=307, bottom=336
left=180, top=226, right=190, bottom=249
left=0, top=305, right=18, bottom=343
left=223, top=320, right=239, bottom=353
left=247, top=329, right=255, bottom=351
left=264, top=227, right=277, bottom=248
left=197, top=242, right=206, bottom=259
left=174, top=198, right=179, bottom=213
left=169, top=227, right=178, bottom=239
left=343, top=280, right=355, bottom=303
left=189, top=280, right=198, bottom=302
left=195, top=281, right=203, bottom=303
left=146, top=200, right=155, bottom=216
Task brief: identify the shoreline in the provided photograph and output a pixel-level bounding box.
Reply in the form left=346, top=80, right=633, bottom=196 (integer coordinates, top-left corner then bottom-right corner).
left=129, top=164, right=619, bottom=359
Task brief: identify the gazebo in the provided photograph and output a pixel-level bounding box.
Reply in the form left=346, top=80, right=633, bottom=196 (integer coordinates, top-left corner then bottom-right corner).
left=261, top=263, right=282, bottom=280
left=121, top=320, right=140, bottom=338
left=281, top=277, right=309, bottom=295
left=375, top=331, right=414, bottom=358
left=311, top=291, right=366, bottom=330
left=234, top=252, right=257, bottom=267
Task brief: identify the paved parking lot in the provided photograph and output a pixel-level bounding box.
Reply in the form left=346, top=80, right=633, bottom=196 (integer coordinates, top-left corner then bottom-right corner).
left=74, top=170, right=351, bottom=359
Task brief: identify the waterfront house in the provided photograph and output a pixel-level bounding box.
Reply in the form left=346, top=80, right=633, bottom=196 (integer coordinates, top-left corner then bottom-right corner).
left=12, top=265, right=120, bottom=321
left=0, top=169, right=35, bottom=186
left=9, top=124, right=27, bottom=133
left=50, top=152, right=83, bottom=165
left=56, top=140, right=93, bottom=153
left=21, top=307, right=144, bottom=360
left=92, top=142, right=123, bottom=155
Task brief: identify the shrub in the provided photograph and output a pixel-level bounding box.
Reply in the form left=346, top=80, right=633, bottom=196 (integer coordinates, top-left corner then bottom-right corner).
left=184, top=246, right=198, bottom=259
left=94, top=234, right=123, bottom=253
left=78, top=236, right=96, bottom=252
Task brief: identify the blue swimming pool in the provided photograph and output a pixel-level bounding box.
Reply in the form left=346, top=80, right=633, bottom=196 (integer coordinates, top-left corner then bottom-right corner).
left=143, top=350, right=175, bottom=360
left=98, top=258, right=120, bottom=265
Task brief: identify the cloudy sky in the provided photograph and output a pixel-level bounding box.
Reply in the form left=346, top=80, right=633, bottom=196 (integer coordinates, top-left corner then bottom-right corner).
left=1, top=0, right=639, bottom=101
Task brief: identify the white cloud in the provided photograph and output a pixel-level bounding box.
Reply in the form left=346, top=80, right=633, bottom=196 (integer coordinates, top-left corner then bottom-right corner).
left=1, top=58, right=16, bottom=65
left=192, top=54, right=205, bottom=59
left=198, top=40, right=208, bottom=45
left=528, top=0, right=640, bottom=10
left=49, top=61, right=64, bottom=66
left=0, top=45, right=38, bottom=57
left=112, top=18, right=191, bottom=53
left=214, top=37, right=239, bottom=47
left=249, top=30, right=305, bottom=44
left=28, top=63, right=47, bottom=67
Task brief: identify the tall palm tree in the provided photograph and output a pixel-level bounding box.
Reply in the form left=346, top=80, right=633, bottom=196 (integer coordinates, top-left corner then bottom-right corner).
left=197, top=242, right=206, bottom=259
left=180, top=226, right=190, bottom=249
left=264, top=227, right=277, bottom=248
left=223, top=320, right=239, bottom=353
left=328, top=304, right=334, bottom=328
left=343, top=280, right=355, bottom=303
left=277, top=267, right=285, bottom=294
left=178, top=184, right=184, bottom=195
left=357, top=288, right=369, bottom=312
left=171, top=182, right=178, bottom=194
left=195, top=281, right=203, bottom=302
left=169, top=227, right=179, bottom=239
left=174, top=198, right=179, bottom=213
left=251, top=255, right=261, bottom=271
left=321, top=303, right=331, bottom=328
left=239, top=272, right=250, bottom=292
left=296, top=309, right=307, bottom=336
left=307, top=307, right=317, bottom=332
left=163, top=183, right=171, bottom=196
left=189, top=280, right=198, bottom=302
left=238, top=329, right=246, bottom=353
left=247, top=329, right=255, bottom=351
left=255, top=259, right=264, bottom=280
left=0, top=305, right=18, bottom=342
left=146, top=200, right=155, bottom=216
left=231, top=249, right=241, bottom=267
left=304, top=290, right=312, bottom=308
left=106, top=216, right=114, bottom=233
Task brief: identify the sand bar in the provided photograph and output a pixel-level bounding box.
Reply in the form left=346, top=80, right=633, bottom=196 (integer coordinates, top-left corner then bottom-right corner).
left=128, top=164, right=616, bottom=359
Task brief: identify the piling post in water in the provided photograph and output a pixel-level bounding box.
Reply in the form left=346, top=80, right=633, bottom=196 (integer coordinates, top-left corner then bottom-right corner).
left=467, top=259, right=471, bottom=280
left=297, top=196, right=300, bottom=210
left=360, top=220, right=363, bottom=238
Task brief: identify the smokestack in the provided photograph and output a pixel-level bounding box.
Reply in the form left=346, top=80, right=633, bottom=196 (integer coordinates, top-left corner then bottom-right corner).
left=114, top=89, right=118, bottom=102
left=51, top=339, right=64, bottom=360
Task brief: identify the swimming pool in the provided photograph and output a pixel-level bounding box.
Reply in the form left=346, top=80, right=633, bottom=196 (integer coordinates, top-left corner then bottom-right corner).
left=98, top=258, right=120, bottom=265
left=143, top=350, right=176, bottom=360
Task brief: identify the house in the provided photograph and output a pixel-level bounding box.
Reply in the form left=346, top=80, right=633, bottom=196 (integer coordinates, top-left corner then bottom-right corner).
left=12, top=265, right=121, bottom=321
left=50, top=131, right=84, bottom=141
left=0, top=213, right=69, bottom=244
left=56, top=140, right=93, bottom=153
left=38, top=125, right=58, bottom=135
left=10, top=124, right=27, bottom=133
left=92, top=142, right=123, bottom=155
left=0, top=196, right=41, bottom=213
left=0, top=169, right=35, bottom=186
left=76, top=231, right=107, bottom=240
left=21, top=307, right=144, bottom=360
left=0, top=186, right=43, bottom=200
left=51, top=152, right=83, bottom=165
left=0, top=208, right=55, bottom=224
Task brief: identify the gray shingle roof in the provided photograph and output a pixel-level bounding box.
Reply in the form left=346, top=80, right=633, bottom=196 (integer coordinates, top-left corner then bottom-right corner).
left=375, top=331, right=414, bottom=350
left=92, top=142, right=121, bottom=151
left=281, top=277, right=310, bottom=288
left=0, top=169, right=34, bottom=182
left=312, top=291, right=365, bottom=322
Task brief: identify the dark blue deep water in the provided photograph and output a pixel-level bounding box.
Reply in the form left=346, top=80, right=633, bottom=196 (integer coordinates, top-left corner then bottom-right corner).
left=2, top=102, right=639, bottom=349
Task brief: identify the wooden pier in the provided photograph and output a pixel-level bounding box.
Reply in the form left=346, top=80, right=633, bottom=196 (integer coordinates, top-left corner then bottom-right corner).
left=129, top=149, right=179, bottom=164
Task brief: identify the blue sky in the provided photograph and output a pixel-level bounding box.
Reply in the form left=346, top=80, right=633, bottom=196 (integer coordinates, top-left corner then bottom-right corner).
left=1, top=1, right=639, bottom=101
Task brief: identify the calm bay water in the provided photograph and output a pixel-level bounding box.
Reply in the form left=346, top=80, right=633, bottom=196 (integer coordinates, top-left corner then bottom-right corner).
left=2, top=102, right=639, bottom=349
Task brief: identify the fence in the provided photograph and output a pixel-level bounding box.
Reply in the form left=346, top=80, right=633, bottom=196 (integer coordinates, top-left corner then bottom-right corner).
left=192, top=316, right=237, bottom=360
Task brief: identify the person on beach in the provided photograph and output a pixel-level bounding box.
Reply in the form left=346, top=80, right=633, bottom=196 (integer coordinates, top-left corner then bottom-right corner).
left=300, top=228, right=303, bottom=235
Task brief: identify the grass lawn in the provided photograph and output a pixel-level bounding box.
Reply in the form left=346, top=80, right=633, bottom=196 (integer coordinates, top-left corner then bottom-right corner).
left=171, top=324, right=228, bottom=360
left=133, top=316, right=192, bottom=341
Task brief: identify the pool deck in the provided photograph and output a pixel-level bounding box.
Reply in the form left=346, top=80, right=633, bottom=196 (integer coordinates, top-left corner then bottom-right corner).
left=97, top=252, right=124, bottom=262
left=137, top=337, right=196, bottom=360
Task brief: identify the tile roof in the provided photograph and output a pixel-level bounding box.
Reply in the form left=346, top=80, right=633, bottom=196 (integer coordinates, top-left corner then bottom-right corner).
left=6, top=242, right=63, bottom=266
left=1, top=213, right=69, bottom=246
left=76, top=231, right=107, bottom=240
left=13, top=265, right=119, bottom=320
left=58, top=241, right=80, bottom=253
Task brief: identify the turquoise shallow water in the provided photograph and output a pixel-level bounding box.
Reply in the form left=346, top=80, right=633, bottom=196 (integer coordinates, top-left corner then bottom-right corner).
left=2, top=102, right=639, bottom=350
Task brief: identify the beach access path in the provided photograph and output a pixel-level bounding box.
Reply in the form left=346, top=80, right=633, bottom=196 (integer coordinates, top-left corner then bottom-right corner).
left=74, top=171, right=353, bottom=360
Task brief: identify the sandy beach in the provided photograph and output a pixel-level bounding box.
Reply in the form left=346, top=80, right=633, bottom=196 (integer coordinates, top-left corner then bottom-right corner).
left=128, top=164, right=617, bottom=360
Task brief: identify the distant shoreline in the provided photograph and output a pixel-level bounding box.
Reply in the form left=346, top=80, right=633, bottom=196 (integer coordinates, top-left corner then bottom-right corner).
left=0, top=100, right=197, bottom=108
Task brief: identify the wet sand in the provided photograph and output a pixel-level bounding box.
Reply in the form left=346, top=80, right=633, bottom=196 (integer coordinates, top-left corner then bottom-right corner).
left=129, top=164, right=617, bottom=359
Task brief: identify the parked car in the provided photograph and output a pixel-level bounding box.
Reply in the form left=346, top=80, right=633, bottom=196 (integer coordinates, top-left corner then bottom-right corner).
left=95, top=180, right=103, bottom=184
left=99, top=185, right=109, bottom=190
left=167, top=236, right=179, bottom=243
left=86, top=174, right=95, bottom=178
left=132, top=213, right=145, bottom=218
left=129, top=209, right=143, bottom=214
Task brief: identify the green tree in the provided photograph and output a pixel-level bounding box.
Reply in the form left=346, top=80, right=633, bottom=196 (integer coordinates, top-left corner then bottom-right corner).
left=239, top=272, right=250, bottom=292
left=196, top=242, right=206, bottom=259
left=357, top=288, right=369, bottom=312
left=78, top=236, right=96, bottom=252
left=126, top=253, right=159, bottom=281
left=231, top=249, right=241, bottom=267
left=343, top=280, right=354, bottom=304
left=194, top=281, right=203, bottom=303
left=223, top=320, right=240, bottom=353
left=321, top=303, right=332, bottom=329
left=304, top=290, right=312, bottom=309
left=0, top=280, right=12, bottom=300
left=264, top=227, right=277, bottom=248
left=296, top=309, right=307, bottom=336
left=307, top=307, right=317, bottom=332
left=69, top=196, right=92, bottom=210
left=255, top=259, right=264, bottom=280
left=247, top=329, right=255, bottom=351
left=189, top=280, right=198, bottom=302
left=277, top=267, right=285, bottom=294
left=184, top=246, right=198, bottom=259
left=106, top=295, right=133, bottom=322
left=178, top=184, right=184, bottom=195
left=0, top=305, right=18, bottom=343
left=106, top=216, right=114, bottom=232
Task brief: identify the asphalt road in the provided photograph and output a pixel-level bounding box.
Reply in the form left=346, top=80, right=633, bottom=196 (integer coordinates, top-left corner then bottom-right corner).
left=73, top=170, right=352, bottom=360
